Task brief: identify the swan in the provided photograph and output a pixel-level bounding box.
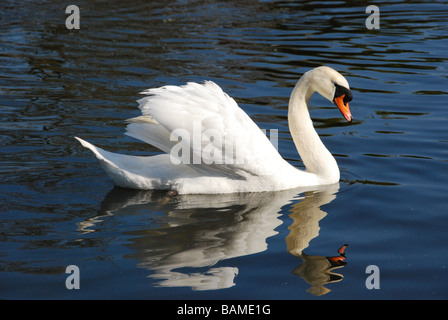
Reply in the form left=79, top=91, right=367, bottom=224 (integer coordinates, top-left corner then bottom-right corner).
left=75, top=66, right=353, bottom=194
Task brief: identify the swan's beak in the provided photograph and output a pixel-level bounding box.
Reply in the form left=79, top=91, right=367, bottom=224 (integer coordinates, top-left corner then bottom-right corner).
left=334, top=94, right=352, bottom=122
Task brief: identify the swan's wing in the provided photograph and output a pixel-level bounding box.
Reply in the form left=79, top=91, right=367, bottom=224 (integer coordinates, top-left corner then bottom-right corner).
left=125, top=81, right=284, bottom=176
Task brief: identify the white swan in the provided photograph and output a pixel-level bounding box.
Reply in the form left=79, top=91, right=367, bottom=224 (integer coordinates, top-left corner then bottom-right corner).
left=75, top=66, right=353, bottom=194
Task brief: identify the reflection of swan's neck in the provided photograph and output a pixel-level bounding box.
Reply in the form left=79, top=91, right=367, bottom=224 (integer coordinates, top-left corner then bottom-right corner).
left=288, top=75, right=339, bottom=183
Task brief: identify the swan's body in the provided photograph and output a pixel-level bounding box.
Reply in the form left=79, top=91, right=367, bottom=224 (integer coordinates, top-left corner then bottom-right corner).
left=76, top=66, right=353, bottom=194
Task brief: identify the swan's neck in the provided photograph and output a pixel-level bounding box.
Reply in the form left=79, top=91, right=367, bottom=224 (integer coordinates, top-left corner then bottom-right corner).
left=288, top=76, right=340, bottom=184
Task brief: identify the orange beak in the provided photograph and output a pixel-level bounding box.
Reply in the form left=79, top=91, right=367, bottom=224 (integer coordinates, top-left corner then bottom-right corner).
left=334, top=94, right=352, bottom=122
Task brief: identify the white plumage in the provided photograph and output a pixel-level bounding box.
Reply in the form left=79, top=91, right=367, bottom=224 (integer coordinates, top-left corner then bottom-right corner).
left=76, top=66, right=353, bottom=194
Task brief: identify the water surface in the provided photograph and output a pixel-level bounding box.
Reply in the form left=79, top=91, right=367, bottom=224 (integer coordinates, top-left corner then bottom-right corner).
left=1, top=0, right=448, bottom=299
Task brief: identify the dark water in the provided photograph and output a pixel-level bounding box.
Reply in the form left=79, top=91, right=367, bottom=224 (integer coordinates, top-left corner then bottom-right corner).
left=1, top=0, right=448, bottom=300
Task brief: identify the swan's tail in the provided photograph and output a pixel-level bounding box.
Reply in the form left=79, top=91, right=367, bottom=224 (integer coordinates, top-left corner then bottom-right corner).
left=75, top=137, right=115, bottom=167
left=74, top=137, right=171, bottom=190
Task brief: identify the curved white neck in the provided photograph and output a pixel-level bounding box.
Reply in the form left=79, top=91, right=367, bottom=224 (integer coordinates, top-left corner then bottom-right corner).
left=288, top=76, right=340, bottom=184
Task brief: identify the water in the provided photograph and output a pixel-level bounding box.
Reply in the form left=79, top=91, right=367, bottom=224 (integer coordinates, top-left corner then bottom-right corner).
left=1, top=0, right=447, bottom=300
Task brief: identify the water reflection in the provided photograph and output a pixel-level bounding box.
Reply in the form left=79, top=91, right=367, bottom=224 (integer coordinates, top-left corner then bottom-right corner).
left=286, top=186, right=348, bottom=296
left=78, top=183, right=346, bottom=294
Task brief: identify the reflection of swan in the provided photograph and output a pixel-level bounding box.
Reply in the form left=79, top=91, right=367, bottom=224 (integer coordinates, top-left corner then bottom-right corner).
left=78, top=184, right=346, bottom=293
left=88, top=187, right=302, bottom=290
left=75, top=66, right=353, bottom=194
left=286, top=188, right=348, bottom=296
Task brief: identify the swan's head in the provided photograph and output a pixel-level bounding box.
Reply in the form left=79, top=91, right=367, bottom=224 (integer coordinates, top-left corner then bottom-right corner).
left=308, top=66, right=353, bottom=122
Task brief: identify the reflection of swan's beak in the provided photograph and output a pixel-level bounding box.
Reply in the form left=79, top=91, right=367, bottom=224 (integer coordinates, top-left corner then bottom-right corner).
left=338, top=243, right=348, bottom=256
left=327, top=244, right=349, bottom=266
left=334, top=95, right=352, bottom=122
left=327, top=256, right=346, bottom=266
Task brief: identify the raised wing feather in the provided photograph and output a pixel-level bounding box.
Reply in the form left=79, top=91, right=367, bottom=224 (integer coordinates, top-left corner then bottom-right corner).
left=125, top=81, right=283, bottom=176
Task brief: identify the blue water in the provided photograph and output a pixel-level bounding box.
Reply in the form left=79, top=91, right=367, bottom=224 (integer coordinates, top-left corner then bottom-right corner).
left=1, top=0, right=448, bottom=300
